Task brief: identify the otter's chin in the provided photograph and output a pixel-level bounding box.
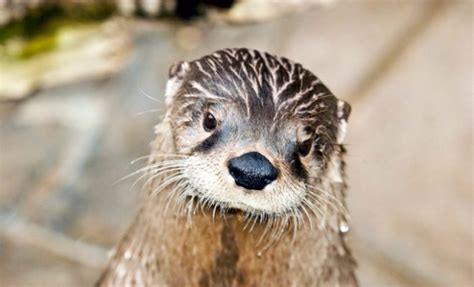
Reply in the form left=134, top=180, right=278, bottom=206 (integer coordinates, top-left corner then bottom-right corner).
left=184, top=191, right=303, bottom=218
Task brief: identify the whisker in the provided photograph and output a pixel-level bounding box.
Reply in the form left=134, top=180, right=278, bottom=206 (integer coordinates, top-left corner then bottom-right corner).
left=139, top=89, right=161, bottom=103
left=305, top=192, right=336, bottom=223
left=133, top=109, right=163, bottom=117
left=114, top=160, right=186, bottom=185
left=164, top=181, right=190, bottom=215
left=140, top=167, right=186, bottom=191
left=130, top=154, right=187, bottom=165
left=305, top=191, right=344, bottom=217
left=306, top=183, right=349, bottom=213
left=300, top=200, right=314, bottom=230
left=153, top=174, right=186, bottom=195
left=131, top=165, right=185, bottom=190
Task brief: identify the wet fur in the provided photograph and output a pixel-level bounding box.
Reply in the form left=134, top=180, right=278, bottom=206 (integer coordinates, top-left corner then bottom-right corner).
left=97, top=49, right=357, bottom=286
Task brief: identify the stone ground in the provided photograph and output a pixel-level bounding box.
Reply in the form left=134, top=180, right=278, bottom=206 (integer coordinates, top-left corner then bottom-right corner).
left=0, top=1, right=472, bottom=286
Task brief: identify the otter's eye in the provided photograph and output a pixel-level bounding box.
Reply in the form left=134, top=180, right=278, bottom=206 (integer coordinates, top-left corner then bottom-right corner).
left=203, top=112, right=217, bottom=132
left=298, top=139, right=312, bottom=157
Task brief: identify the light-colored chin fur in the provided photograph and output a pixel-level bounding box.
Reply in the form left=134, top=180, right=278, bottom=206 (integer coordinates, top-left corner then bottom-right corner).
left=181, top=154, right=307, bottom=216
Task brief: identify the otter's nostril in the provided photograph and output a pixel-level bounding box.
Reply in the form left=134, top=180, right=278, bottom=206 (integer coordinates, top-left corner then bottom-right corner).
left=227, top=152, right=278, bottom=190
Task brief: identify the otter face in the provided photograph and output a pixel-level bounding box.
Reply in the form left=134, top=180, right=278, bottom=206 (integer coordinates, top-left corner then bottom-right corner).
left=161, top=48, right=350, bottom=218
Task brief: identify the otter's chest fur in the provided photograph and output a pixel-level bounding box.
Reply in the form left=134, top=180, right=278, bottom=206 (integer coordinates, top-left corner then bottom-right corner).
left=97, top=193, right=356, bottom=287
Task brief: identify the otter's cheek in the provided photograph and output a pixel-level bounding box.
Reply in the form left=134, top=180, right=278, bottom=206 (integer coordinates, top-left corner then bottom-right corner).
left=182, top=156, right=241, bottom=202
left=174, top=126, right=211, bottom=154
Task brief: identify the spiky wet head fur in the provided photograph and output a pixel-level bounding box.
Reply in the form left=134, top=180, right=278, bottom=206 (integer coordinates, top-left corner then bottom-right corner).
left=150, top=48, right=351, bottom=238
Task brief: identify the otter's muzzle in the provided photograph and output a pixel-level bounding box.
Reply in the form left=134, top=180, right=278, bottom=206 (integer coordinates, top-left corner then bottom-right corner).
left=228, top=152, right=278, bottom=190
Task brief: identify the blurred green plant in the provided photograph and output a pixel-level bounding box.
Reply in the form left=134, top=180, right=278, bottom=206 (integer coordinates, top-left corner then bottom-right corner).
left=0, top=3, right=114, bottom=59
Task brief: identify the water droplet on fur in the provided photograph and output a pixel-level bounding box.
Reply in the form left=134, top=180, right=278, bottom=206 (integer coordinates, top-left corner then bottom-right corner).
left=256, top=252, right=262, bottom=257
left=319, top=222, right=327, bottom=229
left=124, top=250, right=132, bottom=259
left=117, top=265, right=127, bottom=278
left=339, top=221, right=349, bottom=233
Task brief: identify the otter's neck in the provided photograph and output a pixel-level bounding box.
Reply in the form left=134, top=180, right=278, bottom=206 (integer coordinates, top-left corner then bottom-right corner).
left=98, top=179, right=356, bottom=286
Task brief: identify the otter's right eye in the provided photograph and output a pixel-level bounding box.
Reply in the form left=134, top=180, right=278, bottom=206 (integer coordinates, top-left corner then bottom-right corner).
left=297, top=139, right=312, bottom=157
left=203, top=112, right=217, bottom=132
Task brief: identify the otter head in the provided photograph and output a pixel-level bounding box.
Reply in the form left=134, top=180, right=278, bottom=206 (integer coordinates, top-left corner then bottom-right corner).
left=159, top=48, right=350, bottom=222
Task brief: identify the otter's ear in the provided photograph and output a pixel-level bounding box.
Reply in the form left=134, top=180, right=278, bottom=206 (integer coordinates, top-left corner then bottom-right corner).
left=165, top=61, right=190, bottom=106
left=336, top=99, right=351, bottom=144
left=168, top=61, right=190, bottom=79
left=337, top=99, right=351, bottom=121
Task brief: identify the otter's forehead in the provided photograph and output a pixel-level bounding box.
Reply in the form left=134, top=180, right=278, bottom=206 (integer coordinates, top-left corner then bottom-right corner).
left=176, top=48, right=338, bottom=128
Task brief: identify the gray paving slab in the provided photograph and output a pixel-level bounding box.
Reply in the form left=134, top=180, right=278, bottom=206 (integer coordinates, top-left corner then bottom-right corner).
left=346, top=2, right=472, bottom=286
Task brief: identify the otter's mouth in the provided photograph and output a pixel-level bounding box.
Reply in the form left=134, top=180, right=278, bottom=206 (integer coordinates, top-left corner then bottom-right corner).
left=182, top=191, right=303, bottom=219
left=181, top=194, right=247, bottom=217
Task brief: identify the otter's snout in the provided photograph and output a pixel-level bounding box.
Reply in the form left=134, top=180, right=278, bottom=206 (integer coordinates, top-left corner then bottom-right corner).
left=228, top=152, right=278, bottom=190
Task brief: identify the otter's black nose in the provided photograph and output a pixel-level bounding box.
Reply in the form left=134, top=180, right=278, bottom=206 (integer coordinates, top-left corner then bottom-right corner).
left=228, top=152, right=278, bottom=190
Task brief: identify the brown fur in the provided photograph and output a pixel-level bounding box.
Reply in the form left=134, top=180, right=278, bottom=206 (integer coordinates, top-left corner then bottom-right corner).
left=97, top=119, right=357, bottom=287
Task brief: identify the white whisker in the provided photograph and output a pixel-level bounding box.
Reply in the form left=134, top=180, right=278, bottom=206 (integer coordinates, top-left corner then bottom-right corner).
left=114, top=160, right=186, bottom=185
left=133, top=109, right=163, bottom=117
left=130, top=153, right=187, bottom=165
left=139, top=89, right=160, bottom=103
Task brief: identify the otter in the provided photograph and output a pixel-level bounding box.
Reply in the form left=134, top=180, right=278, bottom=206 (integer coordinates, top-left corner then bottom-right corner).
left=97, top=48, right=357, bottom=286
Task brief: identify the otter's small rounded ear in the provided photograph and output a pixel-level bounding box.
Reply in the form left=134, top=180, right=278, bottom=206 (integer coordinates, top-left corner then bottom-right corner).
left=165, top=61, right=190, bottom=106
left=336, top=99, right=351, bottom=144
left=337, top=99, right=351, bottom=122
left=168, top=61, right=190, bottom=79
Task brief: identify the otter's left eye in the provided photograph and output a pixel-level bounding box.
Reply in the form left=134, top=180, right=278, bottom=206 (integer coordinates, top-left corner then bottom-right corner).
left=203, top=112, right=217, bottom=132
left=298, top=139, right=312, bottom=157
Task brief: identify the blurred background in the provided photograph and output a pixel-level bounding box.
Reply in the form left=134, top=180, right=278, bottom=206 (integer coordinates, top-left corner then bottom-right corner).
left=0, top=0, right=472, bottom=286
